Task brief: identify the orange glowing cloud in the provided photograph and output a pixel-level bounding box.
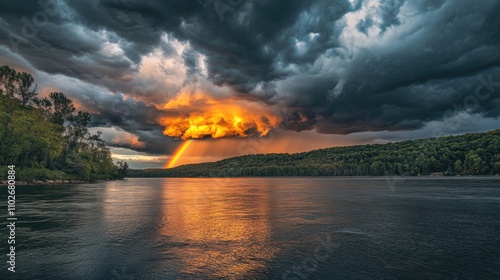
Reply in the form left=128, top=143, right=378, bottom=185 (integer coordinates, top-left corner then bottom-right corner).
left=159, top=90, right=282, bottom=140
left=111, top=133, right=146, bottom=149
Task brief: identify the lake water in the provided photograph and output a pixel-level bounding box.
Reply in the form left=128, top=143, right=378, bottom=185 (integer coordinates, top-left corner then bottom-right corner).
left=1, top=177, right=499, bottom=279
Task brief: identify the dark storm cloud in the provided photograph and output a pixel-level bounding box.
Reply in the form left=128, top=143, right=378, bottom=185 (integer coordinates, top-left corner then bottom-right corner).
left=72, top=88, right=179, bottom=154
left=276, top=0, right=500, bottom=133
left=377, top=0, right=404, bottom=32
left=0, top=1, right=133, bottom=79
left=356, top=17, right=374, bottom=35
left=5, top=0, right=349, bottom=92
left=182, top=46, right=202, bottom=83
left=356, top=0, right=404, bottom=35
left=1, top=0, right=499, bottom=154
left=324, top=1, right=500, bottom=133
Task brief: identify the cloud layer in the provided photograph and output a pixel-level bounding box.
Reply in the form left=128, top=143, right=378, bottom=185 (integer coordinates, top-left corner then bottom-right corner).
left=1, top=0, right=499, bottom=159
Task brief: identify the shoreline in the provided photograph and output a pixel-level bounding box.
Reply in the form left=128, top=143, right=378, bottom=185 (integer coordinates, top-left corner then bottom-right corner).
left=0, top=179, right=118, bottom=186
left=125, top=175, right=500, bottom=179
left=2, top=175, right=498, bottom=186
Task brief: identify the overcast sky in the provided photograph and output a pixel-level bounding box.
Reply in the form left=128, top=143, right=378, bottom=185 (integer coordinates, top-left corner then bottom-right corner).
left=1, top=0, right=499, bottom=168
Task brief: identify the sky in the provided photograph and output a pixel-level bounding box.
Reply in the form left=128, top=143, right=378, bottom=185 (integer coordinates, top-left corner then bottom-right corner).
left=0, top=0, right=499, bottom=168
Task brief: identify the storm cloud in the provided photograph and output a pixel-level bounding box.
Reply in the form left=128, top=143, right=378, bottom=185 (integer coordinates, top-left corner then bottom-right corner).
left=0, top=0, right=499, bottom=157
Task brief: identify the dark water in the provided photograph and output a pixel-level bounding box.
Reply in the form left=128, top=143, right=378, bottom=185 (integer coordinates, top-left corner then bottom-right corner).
left=1, top=177, right=500, bottom=279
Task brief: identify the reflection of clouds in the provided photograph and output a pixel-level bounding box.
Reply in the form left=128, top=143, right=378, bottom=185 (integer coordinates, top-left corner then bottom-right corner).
left=160, top=178, right=277, bottom=279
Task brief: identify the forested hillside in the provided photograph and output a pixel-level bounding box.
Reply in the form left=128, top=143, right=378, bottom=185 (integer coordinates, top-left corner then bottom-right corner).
left=0, top=65, right=127, bottom=182
left=129, top=129, right=500, bottom=177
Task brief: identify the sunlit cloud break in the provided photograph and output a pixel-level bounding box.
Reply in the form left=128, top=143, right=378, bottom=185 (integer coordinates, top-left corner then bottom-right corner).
left=159, top=90, right=282, bottom=140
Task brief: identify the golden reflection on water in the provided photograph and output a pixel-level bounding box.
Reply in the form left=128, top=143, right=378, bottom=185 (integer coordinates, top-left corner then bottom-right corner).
left=160, top=178, right=277, bottom=279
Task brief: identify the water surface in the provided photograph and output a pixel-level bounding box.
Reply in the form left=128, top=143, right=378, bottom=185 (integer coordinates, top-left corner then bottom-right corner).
left=1, top=177, right=499, bottom=279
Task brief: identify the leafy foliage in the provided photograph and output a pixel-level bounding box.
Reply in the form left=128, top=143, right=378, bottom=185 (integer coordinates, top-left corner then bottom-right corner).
left=129, top=130, right=500, bottom=177
left=0, top=65, right=128, bottom=182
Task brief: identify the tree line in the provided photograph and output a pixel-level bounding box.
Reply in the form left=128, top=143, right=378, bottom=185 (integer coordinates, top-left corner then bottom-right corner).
left=129, top=129, right=500, bottom=177
left=0, top=65, right=128, bottom=182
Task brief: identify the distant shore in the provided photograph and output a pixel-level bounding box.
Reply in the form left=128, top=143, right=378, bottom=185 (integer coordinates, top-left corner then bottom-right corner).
left=1, top=175, right=499, bottom=186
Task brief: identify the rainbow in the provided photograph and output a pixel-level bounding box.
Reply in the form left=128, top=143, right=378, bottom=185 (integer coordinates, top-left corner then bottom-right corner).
left=165, top=140, right=192, bottom=168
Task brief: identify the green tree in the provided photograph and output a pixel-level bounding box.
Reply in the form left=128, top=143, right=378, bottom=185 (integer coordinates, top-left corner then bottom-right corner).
left=0, top=66, right=17, bottom=98
left=0, top=65, right=127, bottom=182
left=16, top=72, right=38, bottom=107
left=454, top=160, right=463, bottom=174
left=49, top=91, right=75, bottom=126
left=464, top=151, right=483, bottom=175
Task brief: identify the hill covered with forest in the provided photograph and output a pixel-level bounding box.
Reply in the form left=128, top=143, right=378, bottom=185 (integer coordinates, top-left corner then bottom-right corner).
left=0, top=65, right=127, bottom=182
left=129, top=129, right=500, bottom=177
